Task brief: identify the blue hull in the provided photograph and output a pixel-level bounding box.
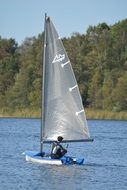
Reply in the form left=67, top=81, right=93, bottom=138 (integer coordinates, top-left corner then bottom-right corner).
left=24, top=151, right=84, bottom=165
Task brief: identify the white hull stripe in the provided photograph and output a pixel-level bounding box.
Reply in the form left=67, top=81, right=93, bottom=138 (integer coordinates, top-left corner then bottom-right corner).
left=69, top=85, right=78, bottom=92
left=26, top=155, right=62, bottom=165
left=76, top=110, right=84, bottom=116
left=61, top=61, right=70, bottom=68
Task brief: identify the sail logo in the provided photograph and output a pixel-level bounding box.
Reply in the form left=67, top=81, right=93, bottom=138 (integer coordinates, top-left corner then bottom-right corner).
left=52, top=54, right=65, bottom=63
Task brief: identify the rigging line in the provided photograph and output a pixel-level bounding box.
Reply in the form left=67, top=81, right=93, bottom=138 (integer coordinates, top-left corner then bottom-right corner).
left=83, top=127, right=89, bottom=136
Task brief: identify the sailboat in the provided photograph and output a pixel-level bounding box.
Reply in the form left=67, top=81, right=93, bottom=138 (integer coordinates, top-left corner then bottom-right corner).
left=24, top=14, right=93, bottom=165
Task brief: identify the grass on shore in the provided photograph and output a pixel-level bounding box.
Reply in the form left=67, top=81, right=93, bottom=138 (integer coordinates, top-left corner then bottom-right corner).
left=0, top=108, right=41, bottom=118
left=86, top=109, right=127, bottom=120
left=0, top=108, right=127, bottom=120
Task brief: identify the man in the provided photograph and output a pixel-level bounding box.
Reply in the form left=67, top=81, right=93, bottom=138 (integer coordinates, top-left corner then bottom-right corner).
left=51, top=136, right=67, bottom=159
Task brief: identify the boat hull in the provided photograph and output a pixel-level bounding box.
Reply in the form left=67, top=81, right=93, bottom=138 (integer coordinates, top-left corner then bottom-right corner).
left=24, top=151, right=84, bottom=165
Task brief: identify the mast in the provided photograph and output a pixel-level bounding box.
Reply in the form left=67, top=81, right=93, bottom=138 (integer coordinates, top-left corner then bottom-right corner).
left=40, top=13, right=47, bottom=153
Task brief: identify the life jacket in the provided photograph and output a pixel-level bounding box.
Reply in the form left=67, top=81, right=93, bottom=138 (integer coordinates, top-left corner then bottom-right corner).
left=52, top=142, right=62, bottom=155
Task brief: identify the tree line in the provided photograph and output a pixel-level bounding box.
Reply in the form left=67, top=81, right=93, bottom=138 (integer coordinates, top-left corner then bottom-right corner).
left=0, top=19, right=127, bottom=113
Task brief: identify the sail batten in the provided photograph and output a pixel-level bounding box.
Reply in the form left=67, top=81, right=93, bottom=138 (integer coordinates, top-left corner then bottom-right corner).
left=61, top=61, right=70, bottom=67
left=42, top=15, right=91, bottom=144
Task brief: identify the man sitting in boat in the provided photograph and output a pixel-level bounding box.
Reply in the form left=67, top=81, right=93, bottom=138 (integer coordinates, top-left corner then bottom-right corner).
left=51, top=136, right=67, bottom=159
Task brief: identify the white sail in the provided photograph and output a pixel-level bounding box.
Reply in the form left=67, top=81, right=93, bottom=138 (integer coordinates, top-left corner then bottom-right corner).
left=42, top=15, right=91, bottom=143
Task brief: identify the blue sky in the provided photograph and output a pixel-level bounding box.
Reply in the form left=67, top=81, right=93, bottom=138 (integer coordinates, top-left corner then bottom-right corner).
left=0, top=0, right=127, bottom=44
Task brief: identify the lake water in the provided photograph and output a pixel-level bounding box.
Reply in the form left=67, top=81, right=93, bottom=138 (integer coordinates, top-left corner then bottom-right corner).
left=0, top=118, right=127, bottom=190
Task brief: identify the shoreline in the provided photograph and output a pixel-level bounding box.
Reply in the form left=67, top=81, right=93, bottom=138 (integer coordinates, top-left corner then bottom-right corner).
left=0, top=109, right=127, bottom=120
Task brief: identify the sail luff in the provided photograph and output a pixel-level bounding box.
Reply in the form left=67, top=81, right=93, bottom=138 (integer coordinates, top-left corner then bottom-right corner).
left=40, top=13, right=47, bottom=153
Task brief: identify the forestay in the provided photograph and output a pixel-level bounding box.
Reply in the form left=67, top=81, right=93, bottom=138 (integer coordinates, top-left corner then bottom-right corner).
left=42, top=16, right=91, bottom=143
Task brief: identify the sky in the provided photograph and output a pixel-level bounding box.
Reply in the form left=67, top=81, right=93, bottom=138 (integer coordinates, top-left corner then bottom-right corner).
left=0, top=0, right=127, bottom=44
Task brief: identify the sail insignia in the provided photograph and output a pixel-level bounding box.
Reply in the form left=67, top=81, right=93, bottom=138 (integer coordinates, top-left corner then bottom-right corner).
left=52, top=54, right=65, bottom=63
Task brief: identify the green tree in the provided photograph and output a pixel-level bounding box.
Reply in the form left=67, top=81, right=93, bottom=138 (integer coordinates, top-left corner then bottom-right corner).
left=88, top=68, right=103, bottom=108
left=112, top=73, right=127, bottom=110
left=0, top=38, right=19, bottom=109
left=101, top=71, right=114, bottom=110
